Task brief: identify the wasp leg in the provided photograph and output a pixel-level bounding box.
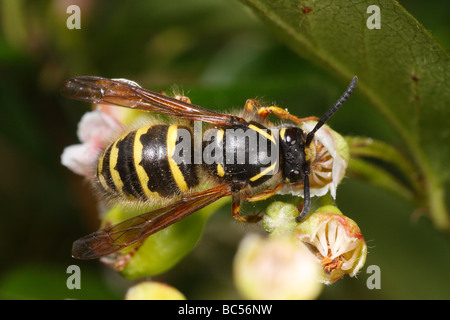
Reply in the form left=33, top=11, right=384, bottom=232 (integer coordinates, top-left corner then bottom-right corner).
left=159, top=90, right=192, bottom=104
left=245, top=184, right=283, bottom=202
left=232, top=194, right=262, bottom=223
left=245, top=99, right=273, bottom=123
left=244, top=99, right=262, bottom=113
left=105, top=243, right=142, bottom=272
left=257, top=106, right=319, bottom=125
left=174, top=95, right=191, bottom=104
left=296, top=169, right=311, bottom=222
left=244, top=99, right=278, bottom=125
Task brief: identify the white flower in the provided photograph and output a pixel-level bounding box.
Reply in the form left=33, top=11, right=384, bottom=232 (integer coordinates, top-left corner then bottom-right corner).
left=295, top=206, right=367, bottom=284
left=61, top=106, right=123, bottom=179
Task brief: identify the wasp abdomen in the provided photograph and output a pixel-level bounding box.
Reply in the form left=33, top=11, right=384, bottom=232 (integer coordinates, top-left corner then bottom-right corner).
left=97, top=124, right=199, bottom=201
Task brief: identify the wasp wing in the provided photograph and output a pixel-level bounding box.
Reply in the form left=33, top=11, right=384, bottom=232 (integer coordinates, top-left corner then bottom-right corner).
left=61, top=76, right=242, bottom=125
left=72, top=184, right=232, bottom=260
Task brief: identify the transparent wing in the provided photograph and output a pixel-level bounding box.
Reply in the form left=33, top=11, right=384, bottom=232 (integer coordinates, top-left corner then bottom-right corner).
left=72, top=184, right=232, bottom=260
left=61, top=76, right=243, bottom=125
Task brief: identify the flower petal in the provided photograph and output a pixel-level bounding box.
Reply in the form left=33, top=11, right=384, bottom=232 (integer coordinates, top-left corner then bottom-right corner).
left=295, top=206, right=367, bottom=284
left=61, top=144, right=94, bottom=178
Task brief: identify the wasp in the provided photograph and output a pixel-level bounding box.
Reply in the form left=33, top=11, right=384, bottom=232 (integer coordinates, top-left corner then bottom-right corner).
left=61, top=76, right=358, bottom=260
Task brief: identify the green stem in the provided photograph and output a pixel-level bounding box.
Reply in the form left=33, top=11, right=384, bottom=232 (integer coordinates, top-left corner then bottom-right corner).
left=347, top=136, right=449, bottom=231
left=420, top=162, right=450, bottom=231
left=347, top=158, right=415, bottom=202
left=346, top=136, right=422, bottom=196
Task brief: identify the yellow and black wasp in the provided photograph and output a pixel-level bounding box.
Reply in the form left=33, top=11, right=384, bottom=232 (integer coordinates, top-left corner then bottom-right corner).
left=61, top=76, right=358, bottom=260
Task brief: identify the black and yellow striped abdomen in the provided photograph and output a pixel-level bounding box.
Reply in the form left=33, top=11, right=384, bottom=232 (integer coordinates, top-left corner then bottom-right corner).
left=203, top=121, right=280, bottom=188
left=97, top=121, right=280, bottom=203
left=96, top=124, right=199, bottom=201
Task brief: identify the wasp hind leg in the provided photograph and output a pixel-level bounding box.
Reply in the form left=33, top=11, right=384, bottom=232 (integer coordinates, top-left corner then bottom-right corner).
left=244, top=99, right=262, bottom=113
left=231, top=194, right=262, bottom=223
left=159, top=89, right=192, bottom=104
left=173, top=95, right=191, bottom=104
left=231, top=184, right=283, bottom=223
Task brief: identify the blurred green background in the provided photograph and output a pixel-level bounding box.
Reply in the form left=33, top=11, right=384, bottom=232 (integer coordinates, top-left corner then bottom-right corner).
left=0, top=0, right=448, bottom=299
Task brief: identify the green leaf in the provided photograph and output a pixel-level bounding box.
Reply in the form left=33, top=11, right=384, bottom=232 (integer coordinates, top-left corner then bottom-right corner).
left=238, top=0, right=450, bottom=230
left=101, top=198, right=228, bottom=280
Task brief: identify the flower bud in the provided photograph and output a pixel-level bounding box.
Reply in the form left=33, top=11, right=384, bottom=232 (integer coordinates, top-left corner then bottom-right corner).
left=295, top=206, right=367, bottom=284
left=233, top=234, right=322, bottom=300
left=262, top=201, right=298, bottom=237
left=125, top=281, right=186, bottom=300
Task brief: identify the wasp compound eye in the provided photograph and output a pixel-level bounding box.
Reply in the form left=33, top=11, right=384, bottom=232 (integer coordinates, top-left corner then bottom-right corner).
left=288, top=169, right=302, bottom=182
left=283, top=127, right=303, bottom=145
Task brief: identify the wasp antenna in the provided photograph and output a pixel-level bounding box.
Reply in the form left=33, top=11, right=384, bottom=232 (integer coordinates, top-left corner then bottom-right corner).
left=305, top=76, right=358, bottom=146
